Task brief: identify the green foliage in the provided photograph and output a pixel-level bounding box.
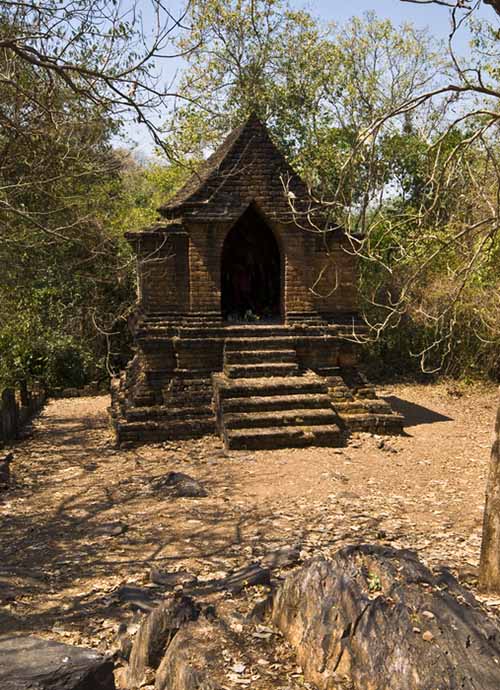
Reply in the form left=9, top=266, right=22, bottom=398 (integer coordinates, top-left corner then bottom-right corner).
left=110, top=154, right=191, bottom=232
left=168, top=2, right=444, bottom=196
left=367, top=573, right=382, bottom=593
left=0, top=0, right=194, bottom=390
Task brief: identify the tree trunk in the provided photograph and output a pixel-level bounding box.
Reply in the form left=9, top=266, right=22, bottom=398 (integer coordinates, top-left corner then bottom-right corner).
left=18, top=379, right=29, bottom=408
left=479, top=393, right=500, bottom=591
left=127, top=595, right=198, bottom=689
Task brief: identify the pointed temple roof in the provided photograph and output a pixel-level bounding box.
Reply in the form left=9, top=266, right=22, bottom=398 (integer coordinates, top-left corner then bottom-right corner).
left=159, top=113, right=316, bottom=223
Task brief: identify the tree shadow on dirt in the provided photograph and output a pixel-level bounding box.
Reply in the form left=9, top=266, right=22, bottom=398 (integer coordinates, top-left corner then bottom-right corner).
left=384, top=396, right=453, bottom=428
left=0, top=396, right=411, bottom=640
left=0, top=464, right=287, bottom=632
left=0, top=461, right=391, bottom=639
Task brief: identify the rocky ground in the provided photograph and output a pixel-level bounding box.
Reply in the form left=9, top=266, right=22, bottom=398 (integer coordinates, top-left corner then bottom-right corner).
left=0, top=381, right=498, bottom=688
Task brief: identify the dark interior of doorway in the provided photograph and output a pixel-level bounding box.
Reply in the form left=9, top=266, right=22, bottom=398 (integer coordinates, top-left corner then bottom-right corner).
left=221, top=205, right=281, bottom=322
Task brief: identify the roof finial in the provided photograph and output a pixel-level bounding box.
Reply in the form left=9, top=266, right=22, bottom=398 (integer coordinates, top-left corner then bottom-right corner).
left=246, top=110, right=264, bottom=127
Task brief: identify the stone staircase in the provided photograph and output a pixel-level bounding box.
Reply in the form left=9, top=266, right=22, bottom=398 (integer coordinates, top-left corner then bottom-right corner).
left=213, top=337, right=344, bottom=450
left=325, top=370, right=404, bottom=434
left=110, top=373, right=216, bottom=444
left=111, top=322, right=404, bottom=447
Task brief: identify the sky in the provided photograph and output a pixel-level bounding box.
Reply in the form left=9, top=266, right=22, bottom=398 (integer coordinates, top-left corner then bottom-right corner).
left=302, top=0, right=489, bottom=47
left=306, top=0, right=496, bottom=56
left=125, top=0, right=496, bottom=155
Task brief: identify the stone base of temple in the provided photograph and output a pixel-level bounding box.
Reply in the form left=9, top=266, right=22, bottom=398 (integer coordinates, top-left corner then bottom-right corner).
left=109, top=320, right=404, bottom=448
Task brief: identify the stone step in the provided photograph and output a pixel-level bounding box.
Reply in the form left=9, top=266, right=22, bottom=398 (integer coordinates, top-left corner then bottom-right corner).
left=355, top=387, right=378, bottom=399
left=334, top=400, right=394, bottom=415
left=169, top=377, right=213, bottom=388
left=173, top=327, right=296, bottom=339
left=224, top=408, right=338, bottom=430
left=116, top=418, right=216, bottom=443
left=224, top=349, right=297, bottom=365
left=225, top=337, right=297, bottom=351
left=214, top=374, right=327, bottom=399
left=125, top=404, right=214, bottom=422
left=225, top=424, right=343, bottom=450
left=222, top=393, right=332, bottom=414
left=332, top=402, right=372, bottom=414
left=341, top=413, right=404, bottom=433
left=164, top=393, right=213, bottom=405
left=222, top=326, right=292, bottom=337
left=225, top=362, right=299, bottom=378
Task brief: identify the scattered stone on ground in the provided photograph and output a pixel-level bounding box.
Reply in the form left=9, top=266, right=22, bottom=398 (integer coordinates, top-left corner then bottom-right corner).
left=223, top=563, right=271, bottom=594
left=261, top=545, right=302, bottom=570
left=96, top=522, right=128, bottom=537
left=150, top=471, right=208, bottom=498
left=114, top=585, right=163, bottom=613
left=0, top=383, right=498, bottom=688
left=149, top=569, right=197, bottom=588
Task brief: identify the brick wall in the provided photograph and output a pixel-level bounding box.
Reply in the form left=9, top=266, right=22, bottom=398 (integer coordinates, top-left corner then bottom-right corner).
left=136, top=232, right=189, bottom=314
left=188, top=223, right=220, bottom=312
left=309, top=238, right=359, bottom=314
left=135, top=216, right=358, bottom=320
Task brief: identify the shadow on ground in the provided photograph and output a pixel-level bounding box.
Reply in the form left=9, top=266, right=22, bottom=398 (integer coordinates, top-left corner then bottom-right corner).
left=384, top=396, right=453, bottom=428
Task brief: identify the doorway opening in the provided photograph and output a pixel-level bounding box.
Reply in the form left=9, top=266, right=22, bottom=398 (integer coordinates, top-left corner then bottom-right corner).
left=221, top=205, right=282, bottom=322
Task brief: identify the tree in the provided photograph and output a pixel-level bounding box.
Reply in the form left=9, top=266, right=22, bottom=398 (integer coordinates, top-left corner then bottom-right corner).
left=402, top=0, right=500, bottom=14
left=0, top=0, right=192, bottom=246
left=0, top=1, right=190, bottom=153
left=0, top=1, right=192, bottom=387
left=396, top=0, right=500, bottom=591
left=166, top=0, right=445, bottom=196
left=294, top=0, right=500, bottom=381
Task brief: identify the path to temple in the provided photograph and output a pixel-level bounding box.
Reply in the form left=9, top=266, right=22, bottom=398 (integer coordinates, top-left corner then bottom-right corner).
left=1, top=383, right=498, bottom=657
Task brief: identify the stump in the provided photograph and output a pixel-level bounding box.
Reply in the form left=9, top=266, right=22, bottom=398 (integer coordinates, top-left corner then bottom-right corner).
left=127, top=594, right=198, bottom=689
left=271, top=544, right=500, bottom=689
left=0, top=452, right=13, bottom=489
left=154, top=619, right=220, bottom=690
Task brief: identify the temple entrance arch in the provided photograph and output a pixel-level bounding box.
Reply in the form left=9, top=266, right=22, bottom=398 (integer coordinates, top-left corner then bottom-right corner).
left=221, top=204, right=282, bottom=322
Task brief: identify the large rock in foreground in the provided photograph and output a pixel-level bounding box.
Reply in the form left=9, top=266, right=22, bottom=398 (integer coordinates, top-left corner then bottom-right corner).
left=272, top=544, right=500, bottom=690
left=0, top=635, right=115, bottom=690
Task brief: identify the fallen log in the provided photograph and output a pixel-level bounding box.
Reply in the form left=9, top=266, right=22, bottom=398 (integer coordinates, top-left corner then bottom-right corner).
left=153, top=616, right=262, bottom=690
left=187, top=562, right=271, bottom=596
left=271, top=544, right=500, bottom=690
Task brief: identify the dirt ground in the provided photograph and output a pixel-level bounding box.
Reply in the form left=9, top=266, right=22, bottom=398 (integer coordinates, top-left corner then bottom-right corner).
left=1, top=381, right=499, bottom=682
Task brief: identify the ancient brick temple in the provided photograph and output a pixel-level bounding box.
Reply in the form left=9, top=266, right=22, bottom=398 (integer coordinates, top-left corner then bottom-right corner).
left=110, top=114, right=403, bottom=447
